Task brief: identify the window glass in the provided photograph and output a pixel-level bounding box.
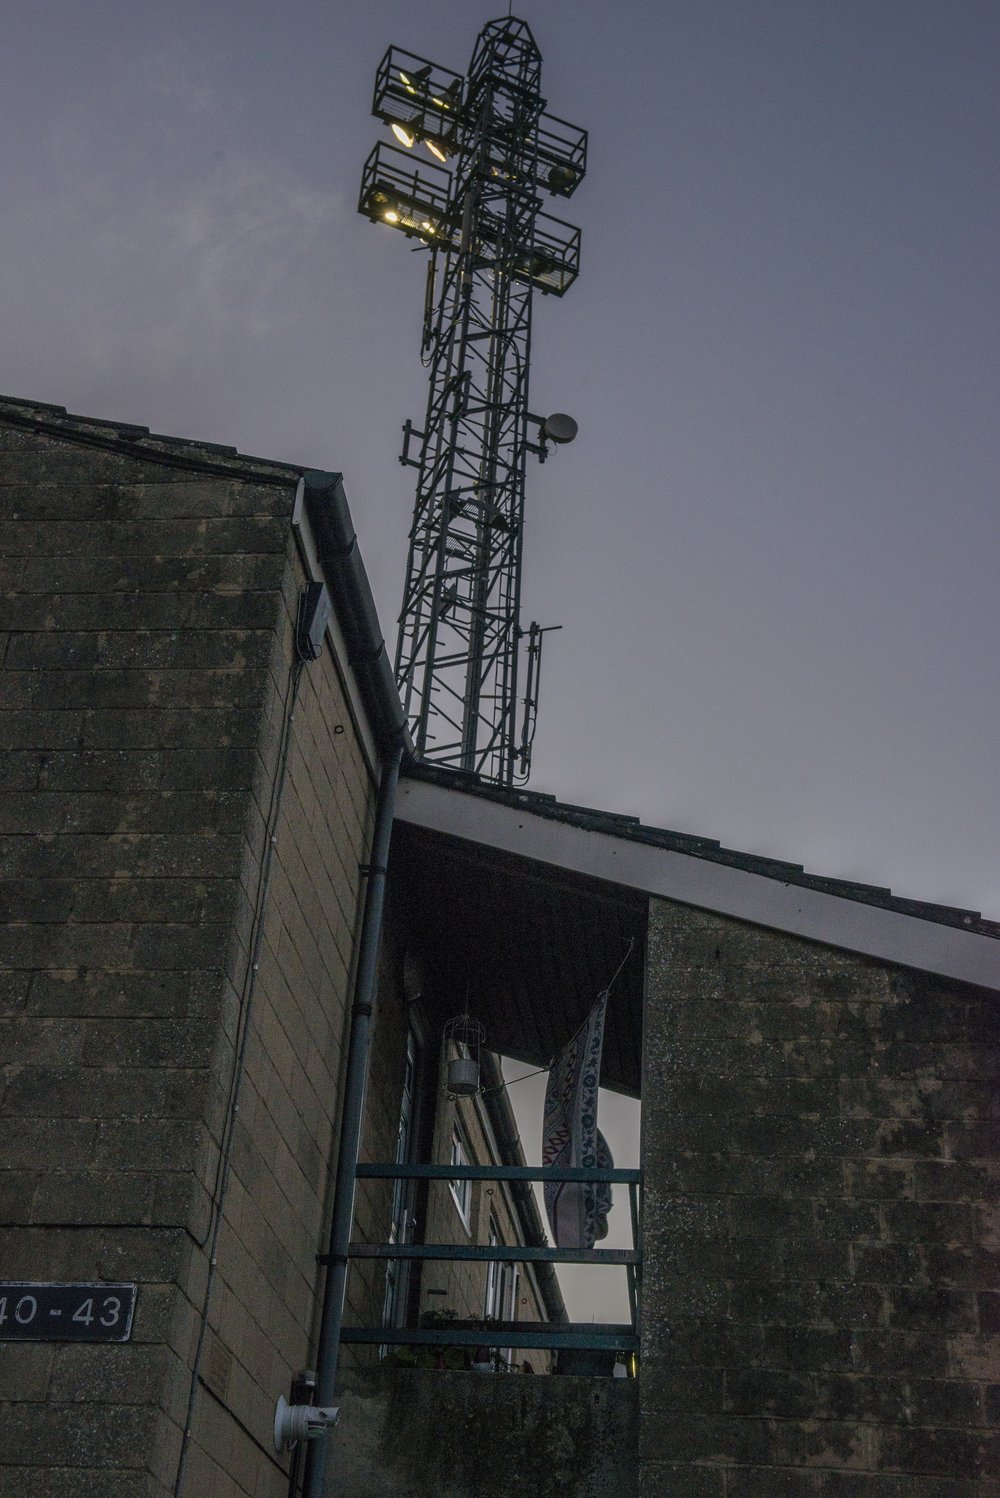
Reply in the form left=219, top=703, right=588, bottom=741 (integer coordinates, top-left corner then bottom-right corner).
left=449, top=1127, right=472, bottom=1228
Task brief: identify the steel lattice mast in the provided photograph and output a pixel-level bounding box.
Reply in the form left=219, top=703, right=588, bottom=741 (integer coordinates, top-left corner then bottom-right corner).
left=359, top=16, right=586, bottom=784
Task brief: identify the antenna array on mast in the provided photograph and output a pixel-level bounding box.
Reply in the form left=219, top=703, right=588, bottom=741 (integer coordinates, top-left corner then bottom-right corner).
left=358, top=16, right=586, bottom=784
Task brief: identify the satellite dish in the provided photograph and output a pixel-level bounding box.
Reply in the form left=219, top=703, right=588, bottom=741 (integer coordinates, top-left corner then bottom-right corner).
left=542, top=412, right=578, bottom=445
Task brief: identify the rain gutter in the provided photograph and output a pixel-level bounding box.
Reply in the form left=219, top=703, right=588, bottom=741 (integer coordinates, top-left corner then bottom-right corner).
left=293, top=472, right=408, bottom=1498
left=294, top=469, right=409, bottom=758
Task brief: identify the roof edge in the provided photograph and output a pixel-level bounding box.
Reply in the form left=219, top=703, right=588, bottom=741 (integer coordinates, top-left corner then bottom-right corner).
left=294, top=473, right=409, bottom=756
left=395, top=775, right=1000, bottom=992
left=0, top=394, right=302, bottom=484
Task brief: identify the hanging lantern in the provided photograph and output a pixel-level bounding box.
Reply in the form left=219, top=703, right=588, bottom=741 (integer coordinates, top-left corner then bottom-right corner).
left=444, top=1013, right=485, bottom=1096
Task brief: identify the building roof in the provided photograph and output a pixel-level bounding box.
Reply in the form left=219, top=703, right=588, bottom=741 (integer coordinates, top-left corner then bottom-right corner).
left=0, top=394, right=408, bottom=754
left=404, top=763, right=999, bottom=939
left=392, top=764, right=999, bottom=1098
left=9, top=393, right=994, bottom=1088
left=0, top=394, right=302, bottom=483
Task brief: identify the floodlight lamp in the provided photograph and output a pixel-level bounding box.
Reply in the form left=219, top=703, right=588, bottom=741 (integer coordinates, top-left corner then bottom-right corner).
left=432, top=82, right=461, bottom=111
left=384, top=209, right=400, bottom=223
left=425, top=138, right=448, bottom=163
left=399, top=64, right=431, bottom=94
left=391, top=123, right=415, bottom=148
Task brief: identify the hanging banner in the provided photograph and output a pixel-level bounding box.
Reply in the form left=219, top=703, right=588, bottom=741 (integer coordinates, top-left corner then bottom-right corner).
left=542, top=993, right=613, bottom=1248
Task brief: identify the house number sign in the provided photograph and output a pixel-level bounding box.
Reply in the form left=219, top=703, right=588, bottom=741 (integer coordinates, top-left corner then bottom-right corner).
left=0, top=1282, right=137, bottom=1342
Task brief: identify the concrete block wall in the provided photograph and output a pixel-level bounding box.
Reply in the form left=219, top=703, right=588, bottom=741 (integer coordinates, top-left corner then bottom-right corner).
left=178, top=543, right=379, bottom=1496
left=642, top=898, right=999, bottom=1497
left=332, top=1368, right=638, bottom=1496
left=0, top=411, right=390, bottom=1497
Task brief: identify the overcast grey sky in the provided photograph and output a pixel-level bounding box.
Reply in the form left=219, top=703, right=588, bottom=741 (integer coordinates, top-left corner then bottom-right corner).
left=4, top=0, right=998, bottom=929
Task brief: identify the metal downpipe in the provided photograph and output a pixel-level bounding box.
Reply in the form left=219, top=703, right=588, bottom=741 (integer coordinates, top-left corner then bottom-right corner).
left=301, top=741, right=403, bottom=1498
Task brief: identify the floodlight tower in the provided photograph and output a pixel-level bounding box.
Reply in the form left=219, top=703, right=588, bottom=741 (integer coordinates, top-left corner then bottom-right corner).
left=358, top=15, right=586, bottom=784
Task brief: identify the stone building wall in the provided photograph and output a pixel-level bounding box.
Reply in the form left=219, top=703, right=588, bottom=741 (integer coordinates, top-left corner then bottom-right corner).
left=642, top=897, right=999, bottom=1497
left=0, top=409, right=396, bottom=1497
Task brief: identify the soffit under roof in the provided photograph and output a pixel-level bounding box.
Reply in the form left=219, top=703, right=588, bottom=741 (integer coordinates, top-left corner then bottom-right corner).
left=389, top=820, right=646, bottom=1098
left=401, top=764, right=999, bottom=939
left=395, top=768, right=1000, bottom=995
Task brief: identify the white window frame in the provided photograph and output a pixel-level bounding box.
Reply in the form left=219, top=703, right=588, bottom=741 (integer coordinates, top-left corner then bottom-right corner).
left=484, top=1216, right=502, bottom=1320
left=448, top=1126, right=472, bottom=1231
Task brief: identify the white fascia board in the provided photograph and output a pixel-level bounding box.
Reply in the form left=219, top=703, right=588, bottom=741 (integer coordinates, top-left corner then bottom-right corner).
left=396, top=778, right=1000, bottom=992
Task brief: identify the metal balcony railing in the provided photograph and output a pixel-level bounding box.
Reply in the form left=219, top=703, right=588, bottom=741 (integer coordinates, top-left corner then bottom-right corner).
left=333, top=1162, right=642, bottom=1356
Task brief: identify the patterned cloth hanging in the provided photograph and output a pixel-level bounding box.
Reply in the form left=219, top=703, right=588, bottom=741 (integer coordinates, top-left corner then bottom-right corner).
left=542, top=992, right=613, bottom=1249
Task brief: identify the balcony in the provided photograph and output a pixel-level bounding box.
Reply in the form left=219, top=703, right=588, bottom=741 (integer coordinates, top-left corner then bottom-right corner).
left=336, top=1161, right=642, bottom=1364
